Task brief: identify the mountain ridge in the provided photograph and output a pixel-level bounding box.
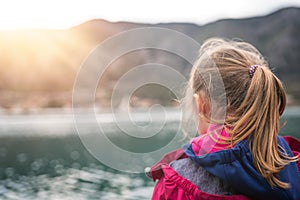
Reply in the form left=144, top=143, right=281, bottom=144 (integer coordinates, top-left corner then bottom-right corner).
left=0, top=7, right=299, bottom=110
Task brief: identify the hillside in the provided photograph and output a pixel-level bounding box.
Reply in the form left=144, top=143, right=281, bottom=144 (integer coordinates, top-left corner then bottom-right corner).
left=0, top=7, right=299, bottom=111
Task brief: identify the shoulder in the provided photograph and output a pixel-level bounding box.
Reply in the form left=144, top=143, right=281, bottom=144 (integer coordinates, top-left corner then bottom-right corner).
left=171, top=158, right=235, bottom=195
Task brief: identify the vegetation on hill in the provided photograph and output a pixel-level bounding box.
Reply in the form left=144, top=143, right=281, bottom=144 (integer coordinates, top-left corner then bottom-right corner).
left=0, top=7, right=299, bottom=111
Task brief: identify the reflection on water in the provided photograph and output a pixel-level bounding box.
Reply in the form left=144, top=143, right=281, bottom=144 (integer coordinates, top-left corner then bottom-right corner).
left=0, top=107, right=299, bottom=199
left=0, top=110, right=182, bottom=200
left=0, top=167, right=154, bottom=199
left=0, top=130, right=157, bottom=199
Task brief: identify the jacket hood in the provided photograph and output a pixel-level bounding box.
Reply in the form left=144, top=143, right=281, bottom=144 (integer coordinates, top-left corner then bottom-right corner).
left=183, top=136, right=300, bottom=200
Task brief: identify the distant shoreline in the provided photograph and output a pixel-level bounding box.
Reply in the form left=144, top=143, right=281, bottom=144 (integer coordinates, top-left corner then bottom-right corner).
left=0, top=106, right=299, bottom=116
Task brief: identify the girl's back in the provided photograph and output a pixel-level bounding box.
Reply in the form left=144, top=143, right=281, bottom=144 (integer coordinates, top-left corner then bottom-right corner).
left=151, top=38, right=300, bottom=200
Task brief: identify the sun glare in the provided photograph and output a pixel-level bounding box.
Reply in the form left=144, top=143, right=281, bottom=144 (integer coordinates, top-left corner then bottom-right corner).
left=0, top=0, right=91, bottom=30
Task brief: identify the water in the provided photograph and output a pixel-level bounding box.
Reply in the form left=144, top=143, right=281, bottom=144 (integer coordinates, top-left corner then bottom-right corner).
left=0, top=109, right=182, bottom=200
left=0, top=107, right=299, bottom=199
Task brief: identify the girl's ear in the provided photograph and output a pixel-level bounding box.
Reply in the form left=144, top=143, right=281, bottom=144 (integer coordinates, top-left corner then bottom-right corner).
left=193, top=91, right=211, bottom=135
left=193, top=91, right=210, bottom=115
left=193, top=93, right=200, bottom=113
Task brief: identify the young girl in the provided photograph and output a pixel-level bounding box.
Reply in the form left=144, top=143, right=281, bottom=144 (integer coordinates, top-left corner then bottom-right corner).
left=149, top=38, right=300, bottom=200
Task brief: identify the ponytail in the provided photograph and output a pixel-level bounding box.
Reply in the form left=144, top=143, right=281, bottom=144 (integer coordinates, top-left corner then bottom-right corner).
left=227, top=66, right=298, bottom=188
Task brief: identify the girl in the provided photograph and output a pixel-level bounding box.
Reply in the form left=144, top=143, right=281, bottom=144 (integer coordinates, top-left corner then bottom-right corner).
left=149, top=38, right=300, bottom=200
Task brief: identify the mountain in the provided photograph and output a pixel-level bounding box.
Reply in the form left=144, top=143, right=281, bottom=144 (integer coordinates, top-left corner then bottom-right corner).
left=0, top=7, right=299, bottom=110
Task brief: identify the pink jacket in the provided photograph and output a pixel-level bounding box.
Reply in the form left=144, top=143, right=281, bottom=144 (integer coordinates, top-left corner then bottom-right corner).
left=191, top=125, right=230, bottom=156
left=150, top=136, right=300, bottom=200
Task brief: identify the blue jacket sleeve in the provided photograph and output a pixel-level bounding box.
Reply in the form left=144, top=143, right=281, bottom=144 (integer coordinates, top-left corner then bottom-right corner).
left=183, top=136, right=300, bottom=200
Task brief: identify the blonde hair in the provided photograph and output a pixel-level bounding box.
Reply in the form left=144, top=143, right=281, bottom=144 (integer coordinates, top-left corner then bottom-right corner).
left=186, top=38, right=298, bottom=188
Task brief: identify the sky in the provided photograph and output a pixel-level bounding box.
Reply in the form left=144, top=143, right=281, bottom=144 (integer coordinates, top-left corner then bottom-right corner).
left=0, top=0, right=299, bottom=30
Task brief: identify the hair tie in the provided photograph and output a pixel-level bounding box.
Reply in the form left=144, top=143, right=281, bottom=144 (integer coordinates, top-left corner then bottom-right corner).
left=249, top=65, right=258, bottom=78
